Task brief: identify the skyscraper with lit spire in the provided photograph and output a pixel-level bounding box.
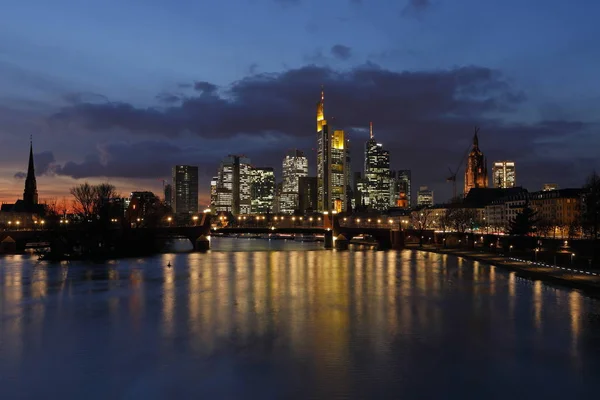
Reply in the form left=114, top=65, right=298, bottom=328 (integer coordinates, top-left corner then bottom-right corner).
left=316, top=88, right=346, bottom=212
left=464, top=128, right=488, bottom=196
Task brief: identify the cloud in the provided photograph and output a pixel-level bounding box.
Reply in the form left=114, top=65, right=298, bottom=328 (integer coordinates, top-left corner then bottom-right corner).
left=52, top=64, right=524, bottom=140
left=52, top=141, right=217, bottom=180
left=402, top=0, right=432, bottom=17
left=14, top=151, right=58, bottom=179
left=330, top=45, right=352, bottom=61
left=50, top=63, right=596, bottom=201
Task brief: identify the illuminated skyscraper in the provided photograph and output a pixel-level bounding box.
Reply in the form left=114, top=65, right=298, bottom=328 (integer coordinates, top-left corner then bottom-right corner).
left=250, top=167, right=275, bottom=214
left=298, top=176, right=318, bottom=213
left=215, top=155, right=252, bottom=215
left=280, top=150, right=308, bottom=214
left=464, top=129, right=488, bottom=196
left=492, top=161, right=516, bottom=188
left=172, top=165, right=199, bottom=214
left=316, top=89, right=347, bottom=212
left=363, top=122, right=391, bottom=210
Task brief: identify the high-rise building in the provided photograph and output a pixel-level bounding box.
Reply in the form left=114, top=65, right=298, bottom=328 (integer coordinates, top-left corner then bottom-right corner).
left=250, top=167, right=275, bottom=214
left=492, top=161, right=516, bottom=188
left=316, top=89, right=347, bottom=213
left=280, top=150, right=308, bottom=214
left=209, top=177, right=217, bottom=209
left=395, top=170, right=411, bottom=207
left=363, top=122, right=391, bottom=210
left=172, top=165, right=198, bottom=214
left=298, top=176, right=318, bottom=213
left=215, top=155, right=252, bottom=215
left=164, top=184, right=172, bottom=208
left=464, top=129, right=488, bottom=196
left=417, top=186, right=434, bottom=206
left=543, top=183, right=559, bottom=191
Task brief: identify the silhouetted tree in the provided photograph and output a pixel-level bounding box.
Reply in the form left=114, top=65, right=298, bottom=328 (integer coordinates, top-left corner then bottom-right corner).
left=581, top=171, right=600, bottom=240
left=509, top=202, right=537, bottom=236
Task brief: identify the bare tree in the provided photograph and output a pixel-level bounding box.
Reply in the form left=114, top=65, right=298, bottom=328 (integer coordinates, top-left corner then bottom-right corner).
left=411, top=207, right=433, bottom=247
left=70, top=183, right=96, bottom=218
left=70, top=182, right=119, bottom=220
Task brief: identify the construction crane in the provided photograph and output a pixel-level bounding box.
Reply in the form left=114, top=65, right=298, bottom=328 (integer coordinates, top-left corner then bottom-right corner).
left=446, top=127, right=479, bottom=199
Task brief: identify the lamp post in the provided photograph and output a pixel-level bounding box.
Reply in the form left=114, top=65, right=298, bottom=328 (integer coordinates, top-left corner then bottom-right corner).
left=167, top=216, right=173, bottom=227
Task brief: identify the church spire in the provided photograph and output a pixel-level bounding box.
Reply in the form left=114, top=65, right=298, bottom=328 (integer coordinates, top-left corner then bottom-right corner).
left=24, top=137, right=38, bottom=206
left=473, top=126, right=479, bottom=147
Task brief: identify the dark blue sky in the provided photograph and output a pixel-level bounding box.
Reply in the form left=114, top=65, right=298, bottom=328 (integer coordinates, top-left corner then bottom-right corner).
left=1, top=0, right=599, bottom=204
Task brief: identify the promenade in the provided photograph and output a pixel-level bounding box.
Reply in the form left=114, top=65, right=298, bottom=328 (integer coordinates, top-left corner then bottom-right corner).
left=409, top=245, right=600, bottom=296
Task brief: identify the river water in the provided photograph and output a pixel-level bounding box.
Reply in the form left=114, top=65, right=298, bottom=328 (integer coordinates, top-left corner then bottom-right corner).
left=1, top=238, right=600, bottom=399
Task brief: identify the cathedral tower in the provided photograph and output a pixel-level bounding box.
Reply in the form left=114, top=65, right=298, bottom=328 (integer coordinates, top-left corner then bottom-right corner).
left=23, top=138, right=38, bottom=206
left=464, top=128, right=488, bottom=196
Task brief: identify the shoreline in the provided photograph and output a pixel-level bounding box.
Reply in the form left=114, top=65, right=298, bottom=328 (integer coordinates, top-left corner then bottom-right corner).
left=410, top=245, right=600, bottom=297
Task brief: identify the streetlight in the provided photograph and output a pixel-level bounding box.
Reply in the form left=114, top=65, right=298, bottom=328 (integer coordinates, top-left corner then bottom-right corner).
left=167, top=216, right=172, bottom=227
left=571, top=252, right=575, bottom=265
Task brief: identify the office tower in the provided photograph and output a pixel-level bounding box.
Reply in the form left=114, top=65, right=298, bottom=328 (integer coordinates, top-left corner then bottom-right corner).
left=250, top=167, right=275, bottom=214
left=280, top=150, right=308, bottom=214
left=543, top=183, right=559, bottom=191
left=298, top=176, right=318, bottom=213
left=164, top=184, right=172, bottom=208
left=464, top=129, right=488, bottom=196
left=363, top=122, right=391, bottom=210
left=345, top=138, right=352, bottom=211
left=172, top=165, right=198, bottom=214
left=417, top=186, right=434, bottom=206
left=492, top=161, right=516, bottom=188
left=215, top=155, right=252, bottom=215
left=316, top=89, right=347, bottom=213
left=390, top=170, right=411, bottom=208
left=209, top=178, right=217, bottom=209
left=352, top=171, right=363, bottom=210
left=396, top=170, right=411, bottom=207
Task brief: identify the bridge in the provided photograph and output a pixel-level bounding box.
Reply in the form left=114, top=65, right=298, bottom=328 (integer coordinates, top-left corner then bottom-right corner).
left=214, top=214, right=407, bottom=250
left=0, top=213, right=414, bottom=254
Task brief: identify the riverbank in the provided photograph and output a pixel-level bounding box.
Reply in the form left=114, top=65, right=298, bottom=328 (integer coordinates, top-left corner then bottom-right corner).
left=409, top=245, right=600, bottom=296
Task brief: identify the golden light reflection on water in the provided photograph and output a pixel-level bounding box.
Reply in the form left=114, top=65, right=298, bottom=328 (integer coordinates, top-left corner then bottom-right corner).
left=2, top=247, right=599, bottom=389
left=534, top=281, right=543, bottom=330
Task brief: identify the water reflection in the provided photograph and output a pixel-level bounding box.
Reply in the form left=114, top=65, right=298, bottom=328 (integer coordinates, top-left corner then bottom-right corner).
left=1, top=243, right=600, bottom=398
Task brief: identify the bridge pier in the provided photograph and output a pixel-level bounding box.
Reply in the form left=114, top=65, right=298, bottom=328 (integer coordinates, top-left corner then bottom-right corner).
left=194, top=235, right=210, bottom=251
left=335, top=234, right=349, bottom=250
left=390, top=230, right=405, bottom=250
left=324, top=230, right=333, bottom=249
left=0, top=236, right=17, bottom=254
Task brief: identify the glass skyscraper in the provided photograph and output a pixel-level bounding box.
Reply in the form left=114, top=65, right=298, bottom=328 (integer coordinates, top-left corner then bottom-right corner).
left=172, top=165, right=198, bottom=214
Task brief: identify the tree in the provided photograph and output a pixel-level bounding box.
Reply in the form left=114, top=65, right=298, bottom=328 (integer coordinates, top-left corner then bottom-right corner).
left=70, top=182, right=119, bottom=221
left=70, top=183, right=96, bottom=219
left=581, top=171, right=600, bottom=240
left=411, top=207, right=433, bottom=247
left=509, top=202, right=538, bottom=236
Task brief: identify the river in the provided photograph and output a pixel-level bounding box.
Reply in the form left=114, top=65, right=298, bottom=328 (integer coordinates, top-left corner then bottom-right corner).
left=1, top=238, right=600, bottom=399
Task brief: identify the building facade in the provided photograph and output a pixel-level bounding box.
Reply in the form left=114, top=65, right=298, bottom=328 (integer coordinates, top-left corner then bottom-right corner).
left=280, top=150, right=308, bottom=214
left=417, top=186, right=434, bottom=206
left=464, top=130, right=488, bottom=196
left=390, top=170, right=411, bottom=208
left=298, top=176, right=318, bottom=213
left=250, top=167, right=275, bottom=214
left=492, top=161, right=516, bottom=188
left=172, top=165, right=198, bottom=215
left=530, top=189, right=582, bottom=237
left=316, top=89, right=347, bottom=212
left=363, top=122, right=391, bottom=210
left=214, top=155, right=252, bottom=215
left=164, top=184, right=173, bottom=208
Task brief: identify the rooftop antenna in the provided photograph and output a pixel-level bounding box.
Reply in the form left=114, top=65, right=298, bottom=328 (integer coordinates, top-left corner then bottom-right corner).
left=369, top=122, right=373, bottom=139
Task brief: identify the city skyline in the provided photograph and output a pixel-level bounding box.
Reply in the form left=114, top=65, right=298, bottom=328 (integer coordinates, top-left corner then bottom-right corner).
left=1, top=0, right=599, bottom=205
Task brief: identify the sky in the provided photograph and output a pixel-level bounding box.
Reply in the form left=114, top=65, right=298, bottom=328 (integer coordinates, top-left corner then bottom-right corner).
left=1, top=0, right=599, bottom=206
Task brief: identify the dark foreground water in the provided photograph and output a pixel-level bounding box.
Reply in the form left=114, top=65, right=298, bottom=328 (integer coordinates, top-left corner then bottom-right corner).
left=1, top=238, right=600, bottom=399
